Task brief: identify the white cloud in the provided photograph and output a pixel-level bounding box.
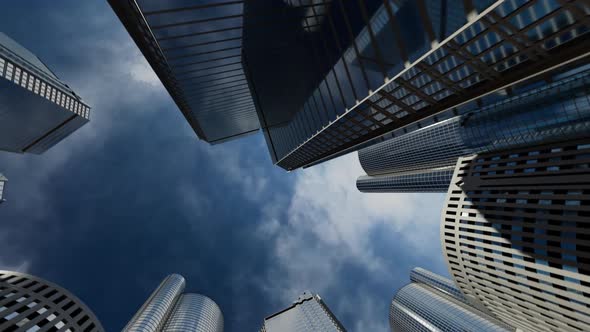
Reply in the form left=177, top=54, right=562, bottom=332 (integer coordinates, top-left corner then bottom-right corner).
left=128, top=56, right=160, bottom=87
left=257, top=152, right=446, bottom=331
left=0, top=254, right=30, bottom=272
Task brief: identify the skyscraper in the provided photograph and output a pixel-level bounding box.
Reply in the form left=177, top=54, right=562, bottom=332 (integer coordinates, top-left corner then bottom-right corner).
left=124, top=274, right=223, bottom=332
left=0, top=173, right=6, bottom=204
left=357, top=65, right=590, bottom=193
left=0, top=270, right=104, bottom=332
left=441, top=139, right=590, bottom=331
left=390, top=267, right=513, bottom=331
left=0, top=32, right=90, bottom=155
left=260, top=291, right=345, bottom=332
left=109, top=1, right=590, bottom=171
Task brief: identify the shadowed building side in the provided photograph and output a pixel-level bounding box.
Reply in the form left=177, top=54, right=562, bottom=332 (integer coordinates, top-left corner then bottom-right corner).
left=0, top=32, right=91, bottom=155
left=260, top=291, right=345, bottom=332
left=0, top=270, right=105, bottom=332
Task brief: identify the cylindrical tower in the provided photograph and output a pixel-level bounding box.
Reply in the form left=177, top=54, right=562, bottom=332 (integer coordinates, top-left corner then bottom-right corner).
left=123, top=274, right=223, bottom=332
left=0, top=270, right=104, bottom=332
left=356, top=167, right=454, bottom=193
left=123, top=274, right=186, bottom=332
left=162, top=294, right=224, bottom=332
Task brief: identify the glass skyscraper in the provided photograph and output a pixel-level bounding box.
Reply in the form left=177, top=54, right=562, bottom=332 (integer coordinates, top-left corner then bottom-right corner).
left=442, top=139, right=590, bottom=331
left=0, top=270, right=104, bottom=332
left=390, top=267, right=513, bottom=332
left=124, top=274, right=223, bottom=332
left=0, top=32, right=90, bottom=155
left=109, top=1, right=590, bottom=171
left=357, top=65, right=590, bottom=193
left=260, top=291, right=345, bottom=332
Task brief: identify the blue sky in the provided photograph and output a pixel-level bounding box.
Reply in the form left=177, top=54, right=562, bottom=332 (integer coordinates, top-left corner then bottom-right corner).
left=0, top=1, right=448, bottom=331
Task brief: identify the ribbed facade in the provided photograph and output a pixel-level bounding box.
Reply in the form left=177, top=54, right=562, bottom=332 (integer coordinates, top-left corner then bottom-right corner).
left=261, top=292, right=345, bottom=332
left=359, top=117, right=468, bottom=176
left=0, top=32, right=90, bottom=155
left=0, top=173, right=6, bottom=204
left=356, top=67, right=590, bottom=193
left=441, top=139, right=590, bottom=332
left=0, top=270, right=104, bottom=332
left=409, top=267, right=468, bottom=304
left=460, top=68, right=590, bottom=153
left=357, top=167, right=454, bottom=193
left=390, top=268, right=512, bottom=332
left=124, top=274, right=185, bottom=332
left=162, top=294, right=223, bottom=332
left=124, top=274, right=223, bottom=332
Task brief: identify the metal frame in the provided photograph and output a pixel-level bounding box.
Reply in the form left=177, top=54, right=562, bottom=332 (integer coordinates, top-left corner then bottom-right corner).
left=276, top=0, right=590, bottom=170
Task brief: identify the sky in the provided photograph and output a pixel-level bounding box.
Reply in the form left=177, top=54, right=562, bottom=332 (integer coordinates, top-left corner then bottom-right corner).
left=0, top=1, right=449, bottom=331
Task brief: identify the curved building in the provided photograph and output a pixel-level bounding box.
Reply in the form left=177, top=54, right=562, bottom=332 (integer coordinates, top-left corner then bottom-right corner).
left=162, top=294, right=223, bottom=332
left=124, top=274, right=223, bottom=332
left=357, top=67, right=590, bottom=193
left=390, top=268, right=512, bottom=332
left=441, top=139, right=590, bottom=331
left=356, top=167, right=454, bottom=193
left=0, top=270, right=104, bottom=332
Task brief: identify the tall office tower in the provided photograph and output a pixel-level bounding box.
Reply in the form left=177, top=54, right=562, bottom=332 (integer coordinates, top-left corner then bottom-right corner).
left=0, top=270, right=104, bottom=332
left=0, top=32, right=90, bottom=154
left=109, top=1, right=590, bottom=171
left=0, top=173, right=6, bottom=204
left=441, top=139, right=590, bottom=332
left=357, top=65, right=590, bottom=193
left=260, top=291, right=345, bottom=332
left=390, top=267, right=513, bottom=331
left=124, top=274, right=223, bottom=332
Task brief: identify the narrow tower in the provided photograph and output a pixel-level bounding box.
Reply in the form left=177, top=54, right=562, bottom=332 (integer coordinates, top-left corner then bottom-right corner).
left=123, top=274, right=223, bottom=332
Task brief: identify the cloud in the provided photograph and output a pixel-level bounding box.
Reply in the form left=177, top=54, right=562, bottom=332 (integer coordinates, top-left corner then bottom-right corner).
left=0, top=257, right=30, bottom=273
left=257, top=153, right=446, bottom=331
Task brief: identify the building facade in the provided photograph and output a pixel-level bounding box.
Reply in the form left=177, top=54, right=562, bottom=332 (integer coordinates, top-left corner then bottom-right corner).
left=357, top=64, right=590, bottom=193
left=356, top=167, right=455, bottom=193
left=124, top=274, right=223, bottom=332
left=109, top=1, right=590, bottom=171
left=0, top=270, right=104, bottom=332
left=260, top=291, right=345, bottom=332
left=390, top=267, right=513, bottom=332
left=441, top=139, right=590, bottom=331
left=0, top=32, right=90, bottom=155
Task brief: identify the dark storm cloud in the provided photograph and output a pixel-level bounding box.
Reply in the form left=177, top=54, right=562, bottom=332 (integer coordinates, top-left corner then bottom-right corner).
left=0, top=1, right=448, bottom=331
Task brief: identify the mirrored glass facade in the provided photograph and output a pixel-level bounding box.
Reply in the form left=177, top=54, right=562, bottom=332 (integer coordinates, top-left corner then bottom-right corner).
left=356, top=65, right=590, bottom=193
left=0, top=270, right=104, bottom=332
left=442, top=139, right=590, bottom=331
left=260, top=291, right=345, bottom=332
left=110, top=1, right=590, bottom=171
left=390, top=268, right=512, bottom=332
left=0, top=32, right=90, bottom=154
left=162, top=294, right=223, bottom=332
left=356, top=167, right=454, bottom=193
left=124, top=274, right=223, bottom=332
left=108, top=0, right=260, bottom=143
